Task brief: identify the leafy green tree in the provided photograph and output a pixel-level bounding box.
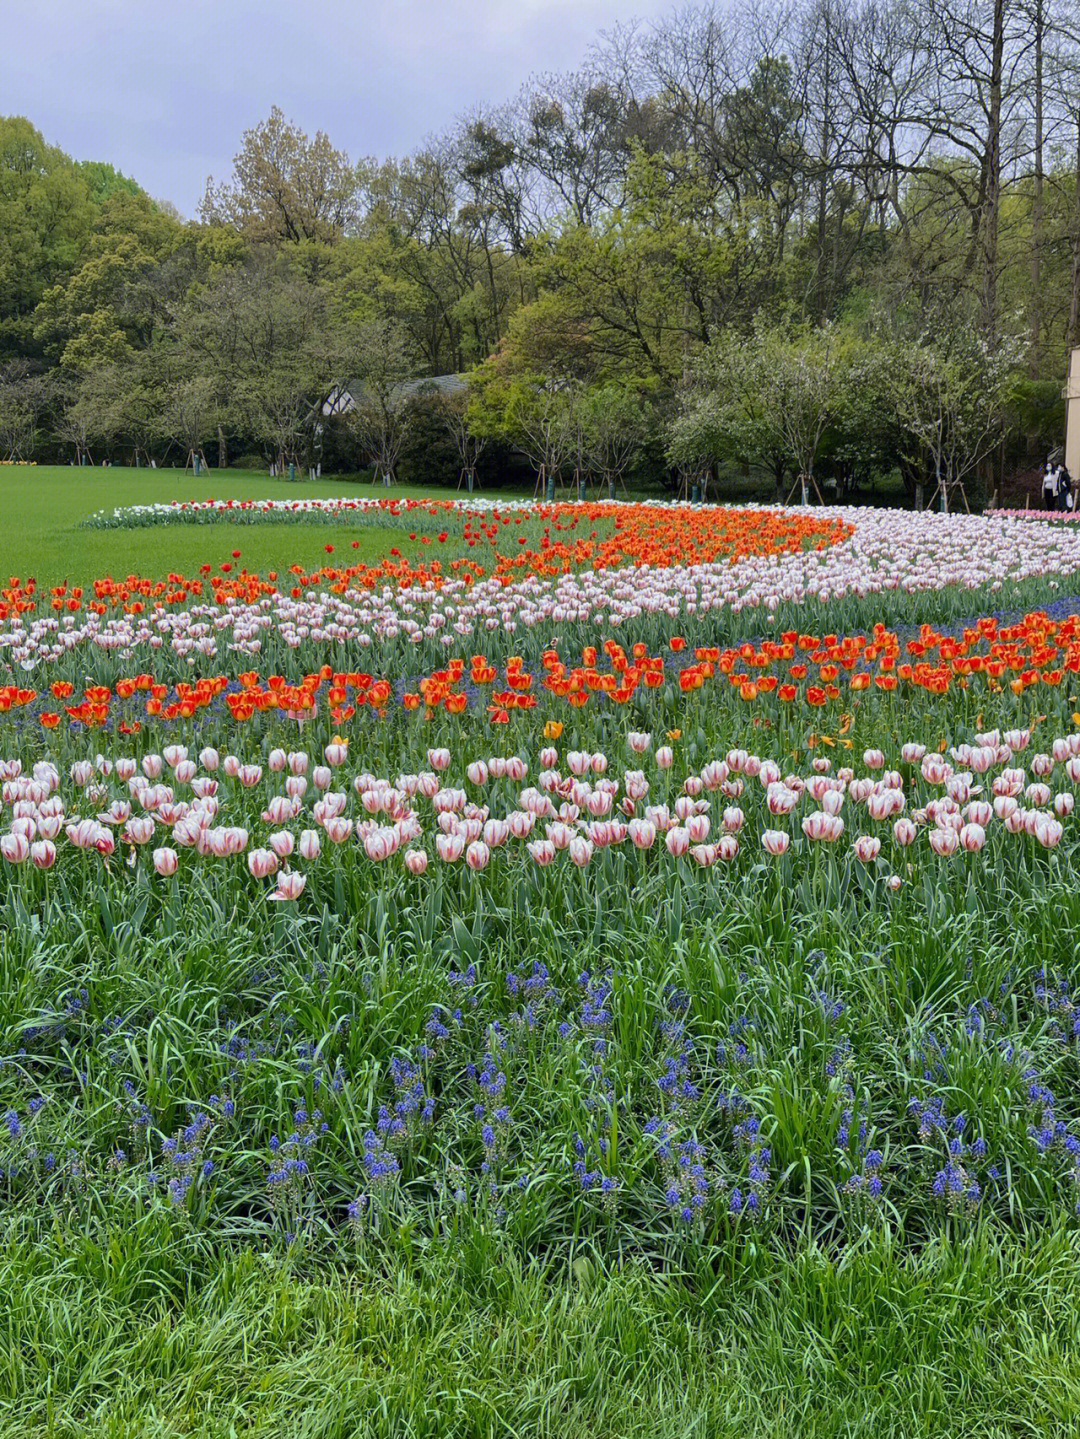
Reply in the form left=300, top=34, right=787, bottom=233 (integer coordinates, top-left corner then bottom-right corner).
left=201, top=108, right=362, bottom=245
left=338, top=318, right=418, bottom=484
left=34, top=189, right=187, bottom=366
left=0, top=117, right=95, bottom=360
left=0, top=361, right=49, bottom=460
left=579, top=380, right=656, bottom=497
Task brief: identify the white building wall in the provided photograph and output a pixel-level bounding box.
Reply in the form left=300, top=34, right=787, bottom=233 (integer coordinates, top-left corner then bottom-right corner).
left=1067, top=347, right=1080, bottom=480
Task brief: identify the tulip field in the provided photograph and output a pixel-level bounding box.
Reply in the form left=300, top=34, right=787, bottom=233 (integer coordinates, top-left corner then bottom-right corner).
left=8, top=490, right=1080, bottom=1436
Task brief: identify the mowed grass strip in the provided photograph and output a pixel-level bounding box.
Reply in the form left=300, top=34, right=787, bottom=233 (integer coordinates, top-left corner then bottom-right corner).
left=0, top=467, right=475, bottom=589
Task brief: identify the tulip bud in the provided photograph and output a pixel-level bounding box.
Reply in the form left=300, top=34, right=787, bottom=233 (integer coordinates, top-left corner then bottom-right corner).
left=404, top=848, right=428, bottom=875
left=153, top=847, right=178, bottom=877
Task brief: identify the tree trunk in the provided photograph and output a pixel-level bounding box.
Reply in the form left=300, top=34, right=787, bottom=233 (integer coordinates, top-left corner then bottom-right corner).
left=1030, top=0, right=1044, bottom=375
left=981, top=0, right=1005, bottom=342
left=218, top=424, right=228, bottom=470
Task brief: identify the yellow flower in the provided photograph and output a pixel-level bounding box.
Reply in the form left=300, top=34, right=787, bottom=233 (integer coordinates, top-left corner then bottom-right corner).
left=666, top=729, right=681, bottom=741
left=543, top=721, right=563, bottom=740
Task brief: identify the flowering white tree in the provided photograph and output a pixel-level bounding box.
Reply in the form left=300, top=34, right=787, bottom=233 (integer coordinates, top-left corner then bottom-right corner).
left=892, top=332, right=1016, bottom=512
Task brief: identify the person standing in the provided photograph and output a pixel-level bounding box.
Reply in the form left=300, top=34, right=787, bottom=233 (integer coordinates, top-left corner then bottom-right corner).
left=1058, top=464, right=1074, bottom=512
left=1043, top=460, right=1058, bottom=509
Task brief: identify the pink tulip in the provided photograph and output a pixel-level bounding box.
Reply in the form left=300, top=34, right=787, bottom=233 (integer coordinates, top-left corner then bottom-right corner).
left=436, top=832, right=465, bottom=863
left=717, top=834, right=739, bottom=861
left=959, top=823, right=986, bottom=852
left=199, top=747, right=220, bottom=772
left=852, top=835, right=881, bottom=863
left=893, top=817, right=917, bottom=846
left=114, top=757, right=137, bottom=782
left=1026, top=782, right=1052, bottom=808
left=466, top=840, right=491, bottom=871
left=964, top=801, right=993, bottom=828
left=928, top=827, right=959, bottom=857
left=288, top=751, right=309, bottom=776
left=886, top=874, right=902, bottom=891
left=312, top=765, right=332, bottom=791
left=527, top=839, right=556, bottom=866
left=248, top=849, right=278, bottom=879
left=628, top=818, right=656, bottom=850
left=1054, top=792, right=1074, bottom=818
left=364, top=829, right=395, bottom=862
left=802, top=811, right=842, bottom=842
left=766, top=784, right=798, bottom=816
left=591, top=753, right=608, bottom=775
left=276, top=871, right=307, bottom=900
left=540, top=747, right=559, bottom=769
left=30, top=839, right=56, bottom=869
left=269, top=831, right=295, bottom=860
left=665, top=826, right=690, bottom=858
left=124, top=816, right=156, bottom=846
left=466, top=761, right=489, bottom=787
left=628, top=731, right=651, bottom=754
left=324, top=817, right=353, bottom=844
left=505, top=756, right=528, bottom=782
left=691, top=843, right=718, bottom=867
left=656, top=746, right=674, bottom=770
left=901, top=743, right=925, bottom=764
left=1, top=833, right=29, bottom=864
left=285, top=775, right=307, bottom=800
left=142, top=754, right=163, bottom=780
left=427, top=748, right=451, bottom=772
left=324, top=743, right=349, bottom=767
left=722, top=806, right=745, bottom=833
left=508, top=810, right=536, bottom=839
left=700, top=760, right=727, bottom=790
left=921, top=756, right=951, bottom=785
left=70, top=760, right=94, bottom=787
left=268, top=749, right=287, bottom=773
left=153, top=847, right=178, bottom=876
left=483, top=818, right=510, bottom=847
left=568, top=835, right=593, bottom=868
left=238, top=764, right=263, bottom=788
left=761, top=829, right=790, bottom=856
left=404, top=848, right=428, bottom=875
left=687, top=813, right=710, bottom=843
left=968, top=746, right=995, bottom=775
left=625, top=772, right=650, bottom=801
left=298, top=829, right=321, bottom=861
left=1035, top=814, right=1064, bottom=848
left=863, top=749, right=885, bottom=770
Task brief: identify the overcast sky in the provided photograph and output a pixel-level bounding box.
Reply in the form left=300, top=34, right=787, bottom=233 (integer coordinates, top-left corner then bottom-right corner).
left=3, top=0, right=680, bottom=217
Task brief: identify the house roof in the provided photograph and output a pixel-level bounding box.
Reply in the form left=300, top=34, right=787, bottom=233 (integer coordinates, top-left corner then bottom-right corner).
left=322, top=372, right=467, bottom=418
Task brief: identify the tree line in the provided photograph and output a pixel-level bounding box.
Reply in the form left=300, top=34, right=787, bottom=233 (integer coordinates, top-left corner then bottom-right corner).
left=2, top=0, right=1080, bottom=502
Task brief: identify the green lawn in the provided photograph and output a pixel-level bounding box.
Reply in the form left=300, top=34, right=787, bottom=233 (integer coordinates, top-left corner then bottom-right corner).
left=0, top=466, right=483, bottom=589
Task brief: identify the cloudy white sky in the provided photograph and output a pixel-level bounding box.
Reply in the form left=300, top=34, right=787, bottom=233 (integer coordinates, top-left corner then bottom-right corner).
left=4, top=0, right=681, bottom=216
